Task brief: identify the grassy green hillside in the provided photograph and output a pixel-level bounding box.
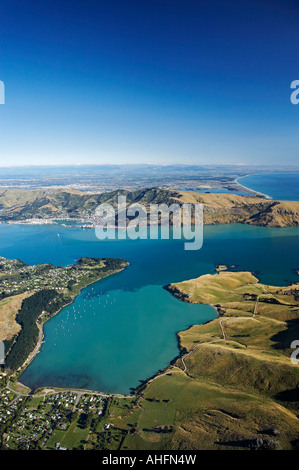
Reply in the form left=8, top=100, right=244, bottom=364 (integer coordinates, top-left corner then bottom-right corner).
left=101, top=272, right=299, bottom=450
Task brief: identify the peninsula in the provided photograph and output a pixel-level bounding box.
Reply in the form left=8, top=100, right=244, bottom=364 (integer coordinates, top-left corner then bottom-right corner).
left=0, top=256, right=129, bottom=372
left=1, top=262, right=299, bottom=449
left=1, top=187, right=299, bottom=227
left=154, top=271, right=299, bottom=449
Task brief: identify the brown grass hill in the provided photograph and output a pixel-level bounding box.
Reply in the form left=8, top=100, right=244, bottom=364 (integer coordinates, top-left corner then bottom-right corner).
left=0, top=187, right=298, bottom=227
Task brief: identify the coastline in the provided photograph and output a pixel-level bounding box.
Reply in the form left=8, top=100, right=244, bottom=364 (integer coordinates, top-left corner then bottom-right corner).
left=3, top=213, right=299, bottom=400
left=14, top=269, right=217, bottom=400
left=4, top=265, right=299, bottom=450
left=132, top=294, right=218, bottom=396
left=9, top=264, right=129, bottom=391
left=235, top=174, right=272, bottom=199
left=8, top=242, right=298, bottom=397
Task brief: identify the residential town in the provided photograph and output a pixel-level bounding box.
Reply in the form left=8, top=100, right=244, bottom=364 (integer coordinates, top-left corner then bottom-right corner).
left=0, top=384, right=109, bottom=450
left=0, top=256, right=128, bottom=299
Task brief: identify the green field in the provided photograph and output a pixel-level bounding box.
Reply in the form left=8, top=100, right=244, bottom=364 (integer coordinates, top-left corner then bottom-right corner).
left=46, top=420, right=90, bottom=449
left=2, top=269, right=299, bottom=450
left=105, top=271, right=299, bottom=450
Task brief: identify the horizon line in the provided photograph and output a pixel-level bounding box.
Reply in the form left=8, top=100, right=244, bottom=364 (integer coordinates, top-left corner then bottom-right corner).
left=0, top=163, right=299, bottom=169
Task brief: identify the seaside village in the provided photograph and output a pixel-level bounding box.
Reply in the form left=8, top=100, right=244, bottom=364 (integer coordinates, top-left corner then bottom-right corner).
left=0, top=256, right=92, bottom=298
left=0, top=254, right=127, bottom=449
left=0, top=384, right=109, bottom=450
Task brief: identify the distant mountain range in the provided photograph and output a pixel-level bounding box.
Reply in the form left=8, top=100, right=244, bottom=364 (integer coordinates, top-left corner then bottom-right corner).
left=0, top=187, right=299, bottom=227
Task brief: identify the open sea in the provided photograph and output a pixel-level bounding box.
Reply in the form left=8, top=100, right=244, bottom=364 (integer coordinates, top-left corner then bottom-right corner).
left=238, top=172, right=299, bottom=201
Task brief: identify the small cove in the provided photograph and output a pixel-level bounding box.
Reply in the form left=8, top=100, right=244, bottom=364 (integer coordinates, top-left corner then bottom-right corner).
left=0, top=222, right=298, bottom=393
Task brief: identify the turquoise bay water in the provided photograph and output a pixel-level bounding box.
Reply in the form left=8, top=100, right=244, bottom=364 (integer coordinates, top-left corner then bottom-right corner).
left=0, top=223, right=299, bottom=393
left=238, top=172, right=299, bottom=201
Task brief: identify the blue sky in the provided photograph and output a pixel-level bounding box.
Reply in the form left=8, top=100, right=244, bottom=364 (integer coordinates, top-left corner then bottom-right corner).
left=0, top=0, right=298, bottom=166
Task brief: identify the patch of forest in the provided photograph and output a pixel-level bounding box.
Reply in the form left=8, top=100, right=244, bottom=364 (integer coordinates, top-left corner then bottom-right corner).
left=5, top=289, right=62, bottom=371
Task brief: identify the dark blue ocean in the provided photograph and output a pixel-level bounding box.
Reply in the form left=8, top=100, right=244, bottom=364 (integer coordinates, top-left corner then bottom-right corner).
left=238, top=172, right=299, bottom=201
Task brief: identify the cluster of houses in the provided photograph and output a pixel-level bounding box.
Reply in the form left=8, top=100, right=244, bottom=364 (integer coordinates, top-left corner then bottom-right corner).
left=0, top=388, right=106, bottom=449
left=0, top=256, right=91, bottom=297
